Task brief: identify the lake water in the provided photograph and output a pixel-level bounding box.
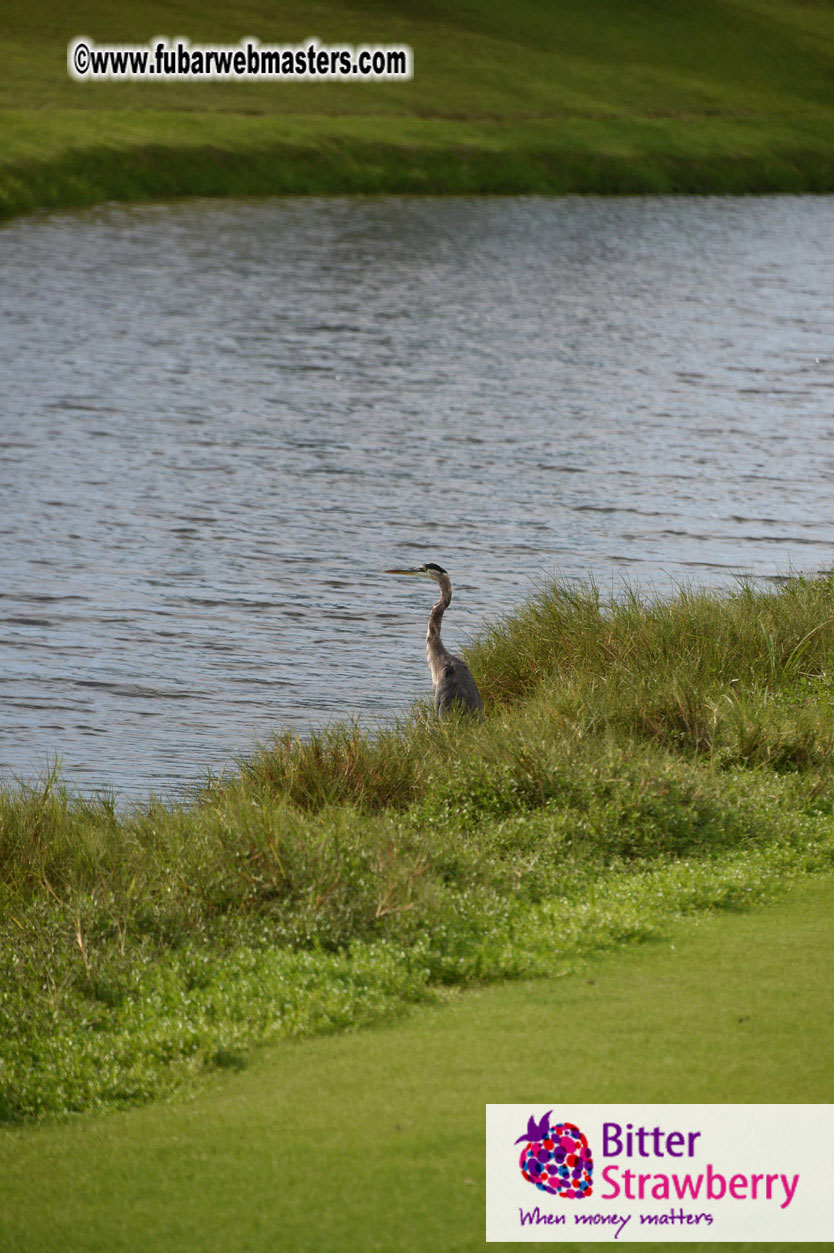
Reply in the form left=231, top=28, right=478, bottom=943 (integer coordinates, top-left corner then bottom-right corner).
left=1, top=195, right=833, bottom=799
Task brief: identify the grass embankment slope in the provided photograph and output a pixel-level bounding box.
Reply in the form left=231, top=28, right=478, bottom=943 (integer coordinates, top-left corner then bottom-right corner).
left=1, top=877, right=831, bottom=1252
left=3, top=575, right=834, bottom=1128
left=2, top=0, right=834, bottom=218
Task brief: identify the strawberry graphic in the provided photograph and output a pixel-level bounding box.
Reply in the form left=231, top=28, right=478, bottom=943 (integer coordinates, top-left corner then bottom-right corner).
left=517, top=1115, right=593, bottom=1199
left=514, top=1111, right=552, bottom=1145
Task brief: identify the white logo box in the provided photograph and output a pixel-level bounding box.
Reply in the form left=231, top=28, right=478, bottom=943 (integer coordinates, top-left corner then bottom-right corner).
left=486, top=1104, right=834, bottom=1242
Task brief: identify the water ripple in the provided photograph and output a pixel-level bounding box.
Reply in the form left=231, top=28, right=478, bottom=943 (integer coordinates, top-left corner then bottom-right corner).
left=1, top=194, right=833, bottom=797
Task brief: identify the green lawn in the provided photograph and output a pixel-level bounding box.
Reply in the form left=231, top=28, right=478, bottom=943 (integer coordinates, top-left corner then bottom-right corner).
left=2, top=0, right=834, bottom=216
left=1, top=873, right=831, bottom=1252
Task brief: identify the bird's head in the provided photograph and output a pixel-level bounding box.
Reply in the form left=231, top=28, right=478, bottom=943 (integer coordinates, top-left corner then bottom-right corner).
left=384, top=562, right=448, bottom=588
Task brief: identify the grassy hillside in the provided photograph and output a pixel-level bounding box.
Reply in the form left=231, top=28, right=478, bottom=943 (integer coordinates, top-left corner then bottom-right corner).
left=3, top=574, right=834, bottom=1123
left=1, top=0, right=834, bottom=217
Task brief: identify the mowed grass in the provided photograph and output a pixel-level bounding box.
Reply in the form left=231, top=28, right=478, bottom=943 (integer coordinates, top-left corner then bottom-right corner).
left=0, top=875, right=831, bottom=1253
left=2, top=0, right=834, bottom=217
left=3, top=574, right=834, bottom=1125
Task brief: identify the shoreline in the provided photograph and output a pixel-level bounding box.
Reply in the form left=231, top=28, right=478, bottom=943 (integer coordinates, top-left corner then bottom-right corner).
left=3, top=113, right=833, bottom=222
left=4, top=573, right=834, bottom=1123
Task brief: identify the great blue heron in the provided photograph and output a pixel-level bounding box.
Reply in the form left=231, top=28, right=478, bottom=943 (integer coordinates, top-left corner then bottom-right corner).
left=384, top=563, right=483, bottom=719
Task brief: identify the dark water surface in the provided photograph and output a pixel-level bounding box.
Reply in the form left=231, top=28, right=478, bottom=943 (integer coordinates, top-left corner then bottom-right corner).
left=2, top=195, right=833, bottom=798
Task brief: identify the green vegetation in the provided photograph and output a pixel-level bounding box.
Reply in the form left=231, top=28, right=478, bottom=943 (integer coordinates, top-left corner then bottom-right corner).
left=2, top=0, right=834, bottom=218
left=1, top=876, right=831, bottom=1252
left=4, top=574, right=834, bottom=1124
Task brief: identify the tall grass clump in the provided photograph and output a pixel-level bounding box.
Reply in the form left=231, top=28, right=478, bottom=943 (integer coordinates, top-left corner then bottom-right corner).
left=3, top=575, right=834, bottom=1122
left=470, top=575, right=834, bottom=766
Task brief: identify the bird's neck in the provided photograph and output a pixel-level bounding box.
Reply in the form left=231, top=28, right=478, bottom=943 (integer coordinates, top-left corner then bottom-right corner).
left=426, top=575, right=452, bottom=683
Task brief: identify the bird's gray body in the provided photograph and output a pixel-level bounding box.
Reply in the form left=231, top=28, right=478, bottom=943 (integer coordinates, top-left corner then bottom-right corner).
left=385, top=562, right=483, bottom=719
left=432, top=654, right=483, bottom=719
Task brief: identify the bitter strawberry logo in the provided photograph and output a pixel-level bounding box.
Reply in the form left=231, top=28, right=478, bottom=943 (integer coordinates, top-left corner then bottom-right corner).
left=515, top=1111, right=594, bottom=1199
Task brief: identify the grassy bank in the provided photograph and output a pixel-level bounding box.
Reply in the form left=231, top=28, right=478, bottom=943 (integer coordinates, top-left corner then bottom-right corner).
left=3, top=575, right=834, bottom=1123
left=2, top=0, right=834, bottom=218
left=1, top=875, right=831, bottom=1252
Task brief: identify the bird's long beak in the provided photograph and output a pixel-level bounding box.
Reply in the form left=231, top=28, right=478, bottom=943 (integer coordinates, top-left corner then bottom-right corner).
left=384, top=567, right=422, bottom=575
